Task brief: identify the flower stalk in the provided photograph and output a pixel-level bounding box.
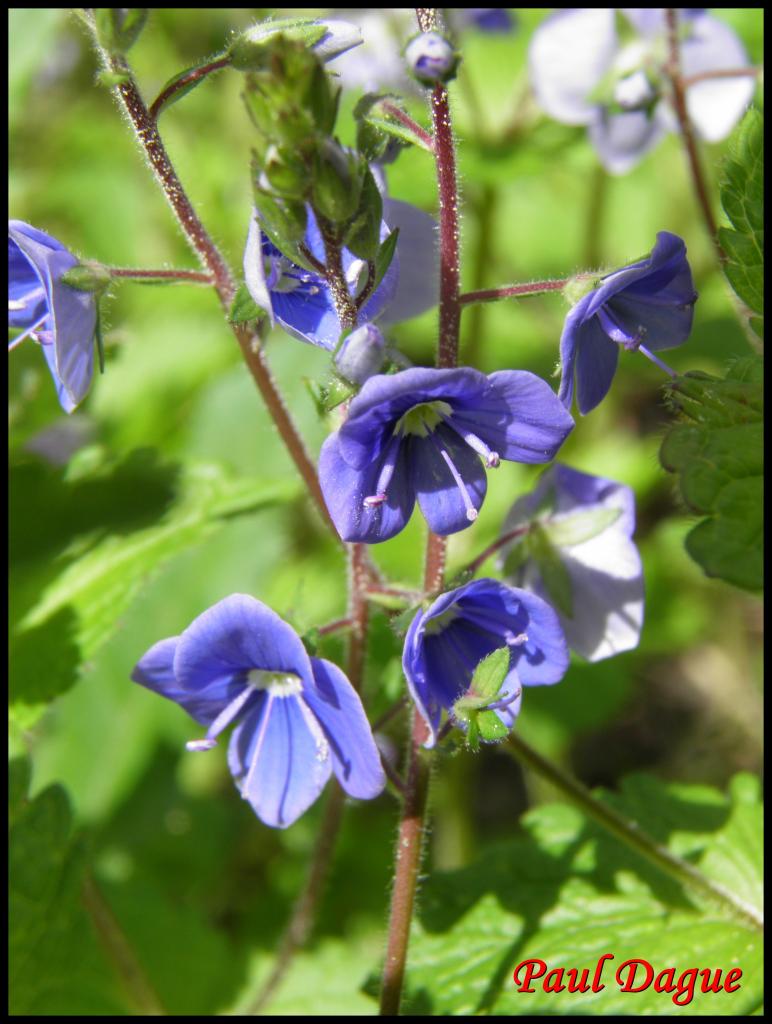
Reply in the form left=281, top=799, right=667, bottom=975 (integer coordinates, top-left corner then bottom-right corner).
left=506, top=731, right=763, bottom=933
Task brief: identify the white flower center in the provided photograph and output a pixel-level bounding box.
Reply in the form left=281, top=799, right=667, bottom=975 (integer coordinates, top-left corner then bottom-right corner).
left=246, top=669, right=303, bottom=698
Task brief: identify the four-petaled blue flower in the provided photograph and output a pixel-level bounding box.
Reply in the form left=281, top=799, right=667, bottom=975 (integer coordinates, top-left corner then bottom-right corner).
left=529, top=9, right=755, bottom=175
left=499, top=464, right=644, bottom=662
left=8, top=220, right=97, bottom=413
left=244, top=198, right=438, bottom=351
left=403, top=578, right=569, bottom=747
left=131, top=594, right=385, bottom=829
left=559, top=231, right=697, bottom=415
left=319, top=366, right=574, bottom=543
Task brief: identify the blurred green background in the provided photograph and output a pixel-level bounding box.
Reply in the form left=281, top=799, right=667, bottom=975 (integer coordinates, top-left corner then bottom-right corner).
left=9, top=9, right=763, bottom=1015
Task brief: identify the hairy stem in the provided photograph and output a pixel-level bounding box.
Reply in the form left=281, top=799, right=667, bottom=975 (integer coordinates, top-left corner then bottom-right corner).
left=460, top=279, right=568, bottom=305
left=109, top=267, right=213, bottom=283
left=664, top=9, right=723, bottom=259
left=380, top=20, right=461, bottom=1010
left=88, top=40, right=335, bottom=534
left=459, top=523, right=531, bottom=577
left=247, top=786, right=346, bottom=1014
left=506, top=732, right=763, bottom=932
left=431, top=83, right=462, bottom=369
left=82, top=873, right=166, bottom=1015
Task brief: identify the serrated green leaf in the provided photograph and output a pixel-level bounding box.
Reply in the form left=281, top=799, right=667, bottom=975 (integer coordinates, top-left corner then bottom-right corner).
left=718, top=108, right=763, bottom=332
left=660, top=361, right=763, bottom=591
left=399, top=774, right=763, bottom=1015
left=10, top=783, right=127, bottom=1014
left=9, top=455, right=300, bottom=719
left=541, top=506, right=621, bottom=547
left=470, top=646, right=511, bottom=701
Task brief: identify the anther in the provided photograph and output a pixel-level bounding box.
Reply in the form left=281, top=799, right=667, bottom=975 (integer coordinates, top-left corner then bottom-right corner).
left=186, top=738, right=218, bottom=752
left=363, top=493, right=387, bottom=508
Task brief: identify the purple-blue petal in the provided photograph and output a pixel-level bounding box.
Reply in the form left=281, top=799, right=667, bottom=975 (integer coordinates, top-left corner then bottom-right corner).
left=304, top=657, right=386, bottom=798
left=174, top=594, right=313, bottom=693
left=457, top=370, right=574, bottom=463
left=319, top=431, right=415, bottom=543
left=410, top=427, right=488, bottom=535
left=131, top=636, right=248, bottom=726
left=228, top=696, right=332, bottom=828
left=575, top=318, right=620, bottom=415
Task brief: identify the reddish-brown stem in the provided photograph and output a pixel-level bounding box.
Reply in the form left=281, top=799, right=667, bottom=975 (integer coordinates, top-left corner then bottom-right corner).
left=316, top=617, right=353, bottom=637
left=380, top=101, right=435, bottom=152
left=460, top=279, right=568, bottom=305
left=682, top=66, right=760, bottom=89
left=461, top=524, right=531, bottom=577
left=664, top=9, right=723, bottom=260
left=379, top=709, right=431, bottom=1016
left=110, top=267, right=213, bottom=283
left=82, top=873, right=165, bottom=1015
left=148, top=55, right=232, bottom=121
left=431, top=84, right=462, bottom=369
left=93, top=49, right=336, bottom=535
left=247, top=786, right=346, bottom=1014
left=380, top=23, right=461, bottom=1010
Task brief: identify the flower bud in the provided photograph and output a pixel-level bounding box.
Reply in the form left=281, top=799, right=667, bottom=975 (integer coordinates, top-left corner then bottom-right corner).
left=404, top=32, right=459, bottom=86
left=311, top=141, right=362, bottom=224
left=334, top=324, right=386, bottom=384
left=93, top=8, right=148, bottom=55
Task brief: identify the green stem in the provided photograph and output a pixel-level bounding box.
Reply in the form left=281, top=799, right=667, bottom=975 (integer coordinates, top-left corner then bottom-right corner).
left=109, top=267, right=213, bottom=284
left=507, top=732, right=763, bottom=932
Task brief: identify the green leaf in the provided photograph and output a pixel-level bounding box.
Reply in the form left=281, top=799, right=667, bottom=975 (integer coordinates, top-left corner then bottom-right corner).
left=398, top=773, right=763, bottom=1015
left=354, top=93, right=433, bottom=156
left=660, top=359, right=763, bottom=591
left=718, top=108, right=763, bottom=333
left=344, top=167, right=383, bottom=261
left=541, top=506, right=622, bottom=547
left=228, top=283, right=263, bottom=325
left=9, top=453, right=299, bottom=720
left=10, top=781, right=127, bottom=1014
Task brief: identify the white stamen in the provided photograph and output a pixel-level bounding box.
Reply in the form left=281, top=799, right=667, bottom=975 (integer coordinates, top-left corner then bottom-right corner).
left=186, top=738, right=218, bottom=752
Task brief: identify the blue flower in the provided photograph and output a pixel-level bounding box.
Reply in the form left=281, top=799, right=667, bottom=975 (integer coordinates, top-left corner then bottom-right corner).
left=499, top=464, right=644, bottom=662
left=131, top=594, right=385, bottom=829
left=319, top=366, right=574, bottom=543
left=243, top=198, right=437, bottom=351
left=402, top=578, right=569, bottom=747
left=8, top=220, right=97, bottom=413
left=529, top=9, right=755, bottom=174
left=558, top=231, right=697, bottom=415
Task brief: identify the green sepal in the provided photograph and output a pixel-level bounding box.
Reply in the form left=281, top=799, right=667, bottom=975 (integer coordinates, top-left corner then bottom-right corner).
left=252, top=173, right=314, bottom=270
left=374, top=228, right=400, bottom=290
left=300, top=626, right=320, bottom=657
left=60, top=262, right=112, bottom=295
left=228, top=284, right=264, bottom=325
left=263, top=144, right=312, bottom=201
left=563, top=274, right=602, bottom=306
left=541, top=506, right=622, bottom=548
left=469, top=645, right=510, bottom=702
left=343, top=167, right=383, bottom=260
left=476, top=710, right=510, bottom=743
left=311, top=141, right=363, bottom=224
left=228, top=20, right=328, bottom=70
left=465, top=715, right=481, bottom=752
